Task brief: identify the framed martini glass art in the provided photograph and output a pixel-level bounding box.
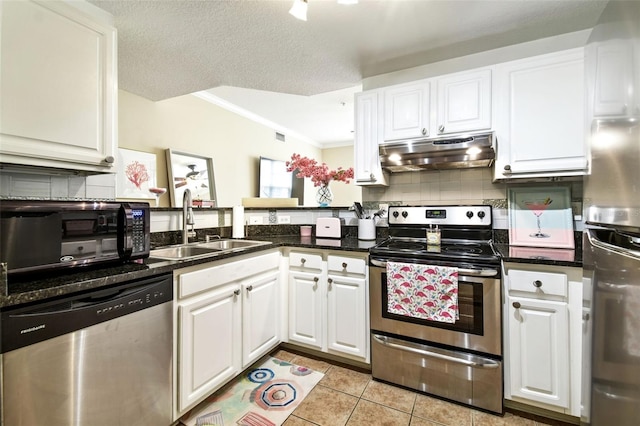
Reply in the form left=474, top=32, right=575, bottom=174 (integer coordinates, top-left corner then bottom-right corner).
left=508, top=186, right=574, bottom=249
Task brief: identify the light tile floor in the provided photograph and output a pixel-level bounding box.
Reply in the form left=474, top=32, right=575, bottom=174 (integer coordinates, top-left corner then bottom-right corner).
left=270, top=349, right=575, bottom=426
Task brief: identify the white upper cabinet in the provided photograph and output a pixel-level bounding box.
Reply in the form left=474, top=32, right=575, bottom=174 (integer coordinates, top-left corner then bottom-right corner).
left=435, top=69, right=492, bottom=135
left=586, top=39, right=638, bottom=118
left=0, top=0, right=117, bottom=173
left=494, top=48, right=587, bottom=179
left=383, top=81, right=431, bottom=141
left=354, top=91, right=388, bottom=186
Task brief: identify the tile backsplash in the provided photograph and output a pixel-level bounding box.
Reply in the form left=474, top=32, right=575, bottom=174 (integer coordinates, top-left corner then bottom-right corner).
left=0, top=170, right=116, bottom=200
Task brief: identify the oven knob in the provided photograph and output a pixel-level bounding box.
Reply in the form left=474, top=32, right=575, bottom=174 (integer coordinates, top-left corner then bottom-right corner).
left=478, top=211, right=486, bottom=219
left=392, top=211, right=399, bottom=218
left=401, top=211, right=408, bottom=218
left=466, top=211, right=474, bottom=219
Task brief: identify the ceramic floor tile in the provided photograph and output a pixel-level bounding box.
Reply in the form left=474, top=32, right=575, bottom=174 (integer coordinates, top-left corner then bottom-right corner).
left=345, top=399, right=411, bottom=426
left=319, top=365, right=371, bottom=397
left=409, top=417, right=442, bottom=426
left=271, top=349, right=298, bottom=362
left=283, top=415, right=320, bottom=426
left=412, top=394, right=473, bottom=426
left=361, top=380, right=416, bottom=414
left=293, top=384, right=359, bottom=426
left=291, top=354, right=333, bottom=374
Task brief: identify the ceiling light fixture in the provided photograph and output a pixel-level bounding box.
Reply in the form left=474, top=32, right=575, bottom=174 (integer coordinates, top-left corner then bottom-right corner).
left=289, top=0, right=358, bottom=21
left=289, top=0, right=308, bottom=21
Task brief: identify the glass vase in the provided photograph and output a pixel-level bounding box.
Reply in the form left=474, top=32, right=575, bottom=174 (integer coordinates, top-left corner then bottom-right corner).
left=315, top=184, right=333, bottom=207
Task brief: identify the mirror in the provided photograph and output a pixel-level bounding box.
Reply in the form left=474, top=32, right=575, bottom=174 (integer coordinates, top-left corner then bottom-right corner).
left=258, top=156, right=304, bottom=204
left=166, top=149, right=217, bottom=207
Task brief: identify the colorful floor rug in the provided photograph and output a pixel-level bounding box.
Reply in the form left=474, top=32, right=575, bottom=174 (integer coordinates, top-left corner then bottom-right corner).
left=180, top=356, right=324, bottom=426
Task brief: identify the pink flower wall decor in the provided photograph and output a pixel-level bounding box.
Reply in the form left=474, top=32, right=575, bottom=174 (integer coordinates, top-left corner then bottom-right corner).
left=125, top=161, right=150, bottom=189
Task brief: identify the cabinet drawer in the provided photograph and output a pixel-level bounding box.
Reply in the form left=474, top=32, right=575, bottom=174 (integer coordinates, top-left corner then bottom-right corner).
left=508, top=269, right=567, bottom=297
left=327, top=255, right=367, bottom=276
left=289, top=251, right=323, bottom=271
left=179, top=251, right=279, bottom=299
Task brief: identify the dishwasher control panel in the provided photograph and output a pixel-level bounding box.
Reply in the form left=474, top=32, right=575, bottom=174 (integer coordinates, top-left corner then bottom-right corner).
left=1, top=274, right=172, bottom=354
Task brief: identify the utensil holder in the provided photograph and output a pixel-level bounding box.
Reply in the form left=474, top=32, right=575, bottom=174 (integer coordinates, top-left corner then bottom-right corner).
left=358, top=219, right=376, bottom=241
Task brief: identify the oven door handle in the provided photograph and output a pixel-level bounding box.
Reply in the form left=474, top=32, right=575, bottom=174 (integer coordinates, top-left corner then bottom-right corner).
left=370, top=258, right=498, bottom=277
left=372, top=334, right=500, bottom=368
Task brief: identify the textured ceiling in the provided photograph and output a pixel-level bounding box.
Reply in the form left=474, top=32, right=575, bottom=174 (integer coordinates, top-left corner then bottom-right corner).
left=88, top=0, right=608, bottom=145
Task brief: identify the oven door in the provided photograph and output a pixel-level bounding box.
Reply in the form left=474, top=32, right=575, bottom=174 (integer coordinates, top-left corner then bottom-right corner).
left=370, top=257, right=502, bottom=356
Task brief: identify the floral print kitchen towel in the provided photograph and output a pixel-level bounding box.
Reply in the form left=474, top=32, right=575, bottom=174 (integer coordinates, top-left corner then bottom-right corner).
left=386, top=261, right=459, bottom=323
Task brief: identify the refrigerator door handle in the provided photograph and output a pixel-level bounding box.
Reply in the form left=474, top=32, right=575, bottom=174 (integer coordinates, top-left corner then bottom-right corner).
left=587, top=229, right=640, bottom=260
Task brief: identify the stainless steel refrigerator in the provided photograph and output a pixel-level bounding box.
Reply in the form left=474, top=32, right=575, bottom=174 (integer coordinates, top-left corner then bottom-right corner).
left=582, top=1, right=640, bottom=425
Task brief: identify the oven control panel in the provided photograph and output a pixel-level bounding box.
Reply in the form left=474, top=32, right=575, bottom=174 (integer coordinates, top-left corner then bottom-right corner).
left=388, top=205, right=492, bottom=226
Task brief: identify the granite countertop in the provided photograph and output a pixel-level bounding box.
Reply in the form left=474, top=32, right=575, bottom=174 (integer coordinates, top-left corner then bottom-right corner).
left=494, top=243, right=582, bottom=268
left=0, top=236, right=381, bottom=309
left=1, top=235, right=583, bottom=309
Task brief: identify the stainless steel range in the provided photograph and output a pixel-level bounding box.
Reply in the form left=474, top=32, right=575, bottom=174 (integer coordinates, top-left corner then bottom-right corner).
left=369, top=205, right=503, bottom=414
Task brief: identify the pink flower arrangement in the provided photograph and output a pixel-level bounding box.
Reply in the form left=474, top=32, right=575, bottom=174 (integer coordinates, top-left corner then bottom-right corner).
left=286, top=153, right=354, bottom=187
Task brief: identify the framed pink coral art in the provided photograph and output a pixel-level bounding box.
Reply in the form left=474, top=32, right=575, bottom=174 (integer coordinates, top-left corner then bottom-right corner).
left=116, top=148, right=157, bottom=200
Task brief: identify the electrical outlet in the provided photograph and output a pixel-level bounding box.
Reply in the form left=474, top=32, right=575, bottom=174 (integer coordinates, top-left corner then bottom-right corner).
left=278, top=215, right=291, bottom=224
left=249, top=216, right=264, bottom=225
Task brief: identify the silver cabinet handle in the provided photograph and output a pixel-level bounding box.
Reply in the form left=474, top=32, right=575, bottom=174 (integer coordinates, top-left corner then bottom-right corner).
left=513, top=301, right=521, bottom=309
left=104, top=155, right=115, bottom=164
left=233, top=289, right=240, bottom=296
left=421, top=128, right=427, bottom=135
left=533, top=280, right=542, bottom=288
left=246, top=285, right=253, bottom=292
left=313, top=277, right=319, bottom=282
left=327, top=278, right=333, bottom=289
left=300, top=258, right=306, bottom=264
left=438, top=125, right=445, bottom=133
left=503, top=164, right=512, bottom=172
left=342, top=262, right=347, bottom=269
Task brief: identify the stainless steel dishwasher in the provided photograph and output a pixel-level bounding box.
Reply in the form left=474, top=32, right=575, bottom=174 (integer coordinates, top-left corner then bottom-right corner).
left=0, top=273, right=173, bottom=426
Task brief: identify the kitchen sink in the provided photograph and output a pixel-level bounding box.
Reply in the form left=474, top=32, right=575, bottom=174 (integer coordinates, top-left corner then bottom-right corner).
left=149, top=239, right=271, bottom=261
left=149, top=245, right=222, bottom=260
left=195, top=239, right=271, bottom=250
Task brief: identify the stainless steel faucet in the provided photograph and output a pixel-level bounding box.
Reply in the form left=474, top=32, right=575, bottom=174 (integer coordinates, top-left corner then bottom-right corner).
left=182, top=189, right=196, bottom=244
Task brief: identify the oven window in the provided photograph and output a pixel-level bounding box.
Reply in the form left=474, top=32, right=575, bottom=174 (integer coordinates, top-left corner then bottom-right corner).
left=381, top=271, right=484, bottom=335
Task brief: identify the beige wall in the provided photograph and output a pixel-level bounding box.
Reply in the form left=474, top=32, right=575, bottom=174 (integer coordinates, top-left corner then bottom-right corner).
left=320, top=145, right=361, bottom=207
left=119, top=90, right=330, bottom=207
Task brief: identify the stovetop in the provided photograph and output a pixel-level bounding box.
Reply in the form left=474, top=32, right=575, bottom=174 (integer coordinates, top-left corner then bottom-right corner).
left=369, top=205, right=499, bottom=265
left=370, top=237, right=500, bottom=264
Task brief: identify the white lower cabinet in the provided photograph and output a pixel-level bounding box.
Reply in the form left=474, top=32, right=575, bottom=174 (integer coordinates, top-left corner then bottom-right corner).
left=178, top=283, right=241, bottom=413
left=173, top=250, right=281, bottom=419
left=242, top=269, right=281, bottom=367
left=503, top=263, right=582, bottom=417
left=507, top=296, right=569, bottom=407
left=287, top=249, right=369, bottom=363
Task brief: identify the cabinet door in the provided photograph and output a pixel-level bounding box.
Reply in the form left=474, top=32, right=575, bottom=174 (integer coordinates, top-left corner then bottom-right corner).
left=383, top=81, right=430, bottom=141
left=436, top=69, right=492, bottom=135
left=354, top=91, right=387, bottom=186
left=326, top=274, right=367, bottom=358
left=242, top=270, right=280, bottom=368
left=288, top=270, right=324, bottom=349
left=587, top=40, right=636, bottom=118
left=0, top=0, right=117, bottom=172
left=507, top=296, right=570, bottom=409
left=495, top=49, right=586, bottom=179
left=178, top=285, right=241, bottom=412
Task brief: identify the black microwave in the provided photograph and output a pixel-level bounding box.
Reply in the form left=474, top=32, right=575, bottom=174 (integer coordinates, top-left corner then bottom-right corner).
left=0, top=200, right=151, bottom=275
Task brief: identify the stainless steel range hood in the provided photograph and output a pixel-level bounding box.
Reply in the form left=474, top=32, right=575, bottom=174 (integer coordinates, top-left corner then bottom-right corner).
left=379, top=132, right=495, bottom=172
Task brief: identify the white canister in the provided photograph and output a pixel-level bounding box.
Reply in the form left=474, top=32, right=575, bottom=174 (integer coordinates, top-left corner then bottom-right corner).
left=358, top=219, right=376, bottom=240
